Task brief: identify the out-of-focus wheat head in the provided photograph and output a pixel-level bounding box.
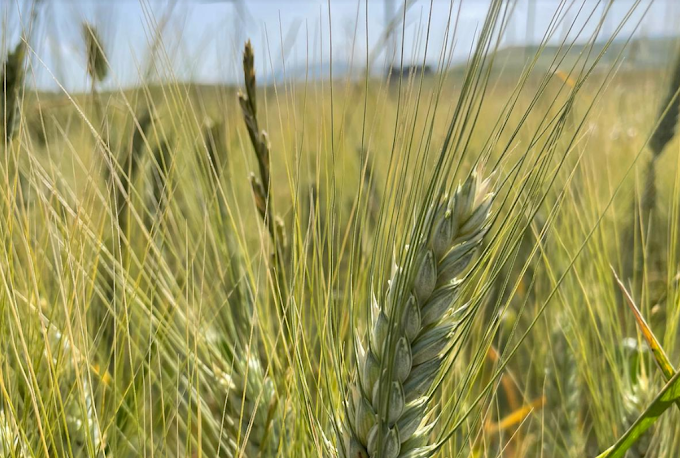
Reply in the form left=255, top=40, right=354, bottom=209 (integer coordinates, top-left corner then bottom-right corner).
left=82, top=22, right=108, bottom=83
left=1, top=40, right=26, bottom=142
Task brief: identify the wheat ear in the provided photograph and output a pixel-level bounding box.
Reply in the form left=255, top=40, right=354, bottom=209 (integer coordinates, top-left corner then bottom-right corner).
left=622, top=53, right=680, bottom=297
left=82, top=22, right=108, bottom=83
left=544, top=319, right=583, bottom=457
left=1, top=40, right=26, bottom=142
left=237, top=40, right=293, bottom=351
left=640, top=52, right=680, bottom=218
left=341, top=171, right=493, bottom=458
left=206, top=351, right=283, bottom=457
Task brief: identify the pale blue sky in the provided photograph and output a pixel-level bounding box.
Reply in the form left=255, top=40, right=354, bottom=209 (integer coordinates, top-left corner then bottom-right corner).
left=3, top=0, right=678, bottom=91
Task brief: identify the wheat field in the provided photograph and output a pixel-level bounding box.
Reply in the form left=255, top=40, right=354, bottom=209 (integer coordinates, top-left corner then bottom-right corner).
left=1, top=0, right=680, bottom=457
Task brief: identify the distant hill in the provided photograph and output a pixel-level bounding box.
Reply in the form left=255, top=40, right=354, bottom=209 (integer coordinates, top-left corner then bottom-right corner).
left=463, top=35, right=680, bottom=75
left=264, top=35, right=680, bottom=84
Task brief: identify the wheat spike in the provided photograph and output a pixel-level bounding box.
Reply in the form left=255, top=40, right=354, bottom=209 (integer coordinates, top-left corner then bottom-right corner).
left=620, top=339, right=656, bottom=458
left=82, top=22, right=108, bottom=83
left=1, top=40, right=26, bottom=142
left=640, top=52, right=680, bottom=215
left=145, top=137, right=173, bottom=229
left=543, top=319, right=583, bottom=457
left=340, top=171, right=493, bottom=458
left=237, top=40, right=291, bottom=346
left=206, top=351, right=284, bottom=457
left=203, top=117, right=227, bottom=179
left=238, top=41, right=284, bottom=256
left=648, top=54, right=680, bottom=158
left=199, top=267, right=286, bottom=457
left=238, top=41, right=270, bottom=193
left=622, top=52, right=680, bottom=300
left=113, top=110, right=153, bottom=232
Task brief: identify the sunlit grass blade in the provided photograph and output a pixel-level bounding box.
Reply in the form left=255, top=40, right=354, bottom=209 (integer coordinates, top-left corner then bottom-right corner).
left=596, top=369, right=680, bottom=458
left=611, top=266, right=677, bottom=382
left=484, top=396, right=545, bottom=434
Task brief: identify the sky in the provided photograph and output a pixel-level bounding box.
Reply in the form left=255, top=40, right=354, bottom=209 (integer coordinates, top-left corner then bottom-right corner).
left=3, top=0, right=679, bottom=92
